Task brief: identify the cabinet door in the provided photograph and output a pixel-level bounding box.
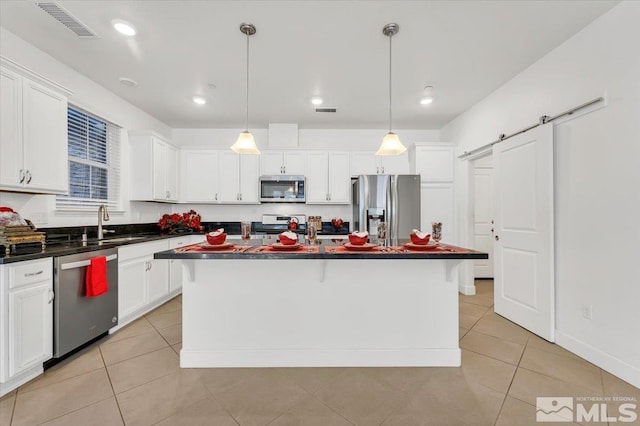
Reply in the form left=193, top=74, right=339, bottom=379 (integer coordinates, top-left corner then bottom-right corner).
left=260, top=152, right=283, bottom=175
left=306, top=152, right=329, bottom=203
left=380, top=152, right=410, bottom=175
left=420, top=183, right=455, bottom=243
left=182, top=150, right=219, bottom=202
left=165, top=144, right=178, bottom=201
left=413, top=145, right=455, bottom=182
left=0, top=67, right=23, bottom=190
left=283, top=151, right=306, bottom=175
left=22, top=78, right=68, bottom=193
left=118, top=258, right=147, bottom=320
left=350, top=152, right=377, bottom=176
left=147, top=256, right=169, bottom=304
left=152, top=140, right=167, bottom=200
left=8, top=282, right=52, bottom=378
left=239, top=155, right=259, bottom=203
left=327, top=152, right=351, bottom=203
left=218, top=151, right=240, bottom=202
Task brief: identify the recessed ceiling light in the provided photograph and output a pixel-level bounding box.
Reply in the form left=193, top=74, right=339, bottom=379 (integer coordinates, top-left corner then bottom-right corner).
left=420, top=97, right=434, bottom=106
left=311, top=96, right=323, bottom=106
left=112, top=20, right=136, bottom=36
left=192, top=96, right=207, bottom=105
left=119, top=77, right=138, bottom=87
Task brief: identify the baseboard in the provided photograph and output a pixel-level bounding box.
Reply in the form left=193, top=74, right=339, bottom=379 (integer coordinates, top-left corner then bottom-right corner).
left=180, top=348, right=461, bottom=368
left=0, top=365, right=43, bottom=397
left=459, top=283, right=476, bottom=295
left=555, top=330, right=640, bottom=389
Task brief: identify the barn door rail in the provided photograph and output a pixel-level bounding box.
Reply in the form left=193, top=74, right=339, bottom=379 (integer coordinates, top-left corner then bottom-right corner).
left=458, top=96, right=604, bottom=160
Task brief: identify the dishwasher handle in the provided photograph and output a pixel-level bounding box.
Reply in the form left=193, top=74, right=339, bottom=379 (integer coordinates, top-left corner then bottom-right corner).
left=60, top=254, right=118, bottom=270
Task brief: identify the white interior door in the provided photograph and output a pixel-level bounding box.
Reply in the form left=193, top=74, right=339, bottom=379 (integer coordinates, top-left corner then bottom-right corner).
left=493, top=124, right=555, bottom=341
left=473, top=155, right=494, bottom=278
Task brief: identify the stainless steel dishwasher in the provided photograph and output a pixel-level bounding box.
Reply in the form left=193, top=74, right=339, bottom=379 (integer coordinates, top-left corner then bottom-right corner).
left=53, top=248, right=118, bottom=358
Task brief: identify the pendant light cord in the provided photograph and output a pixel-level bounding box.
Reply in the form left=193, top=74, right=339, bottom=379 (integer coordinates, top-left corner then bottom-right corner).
left=388, top=32, right=393, bottom=133
left=245, top=32, right=250, bottom=132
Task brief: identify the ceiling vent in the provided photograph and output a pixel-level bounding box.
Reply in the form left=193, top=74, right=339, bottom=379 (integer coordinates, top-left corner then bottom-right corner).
left=36, top=2, right=98, bottom=38
left=315, top=108, right=337, bottom=113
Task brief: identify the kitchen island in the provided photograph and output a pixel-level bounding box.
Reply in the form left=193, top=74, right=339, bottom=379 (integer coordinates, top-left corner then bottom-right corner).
left=155, top=241, right=486, bottom=368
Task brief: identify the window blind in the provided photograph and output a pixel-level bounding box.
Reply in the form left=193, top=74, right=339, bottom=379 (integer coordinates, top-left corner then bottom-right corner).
left=56, top=106, right=121, bottom=211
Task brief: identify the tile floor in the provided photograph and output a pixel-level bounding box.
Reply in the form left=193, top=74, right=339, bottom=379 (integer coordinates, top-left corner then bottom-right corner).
left=1, top=280, right=638, bottom=425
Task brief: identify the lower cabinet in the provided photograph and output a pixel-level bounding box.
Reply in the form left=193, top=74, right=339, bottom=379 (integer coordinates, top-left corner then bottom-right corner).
left=117, top=240, right=170, bottom=326
left=0, top=258, right=53, bottom=395
left=168, top=235, right=201, bottom=293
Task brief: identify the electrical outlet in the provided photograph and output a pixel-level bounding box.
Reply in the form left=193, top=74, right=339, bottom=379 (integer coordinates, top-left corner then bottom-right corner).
left=581, top=304, right=592, bottom=320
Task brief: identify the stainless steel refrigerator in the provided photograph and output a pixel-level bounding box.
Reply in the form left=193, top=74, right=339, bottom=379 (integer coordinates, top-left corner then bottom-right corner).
left=352, top=175, right=421, bottom=242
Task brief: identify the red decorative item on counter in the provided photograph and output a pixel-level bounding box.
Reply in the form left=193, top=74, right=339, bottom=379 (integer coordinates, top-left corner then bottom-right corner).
left=206, top=228, right=227, bottom=245
left=348, top=231, right=369, bottom=246
left=279, top=231, right=298, bottom=245
left=158, top=209, right=202, bottom=234
left=331, top=217, right=344, bottom=230
left=410, top=229, right=431, bottom=245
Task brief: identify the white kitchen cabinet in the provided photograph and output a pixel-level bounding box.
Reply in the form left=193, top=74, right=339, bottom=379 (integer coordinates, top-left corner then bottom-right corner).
left=306, top=151, right=350, bottom=204
left=181, top=150, right=219, bottom=202
left=410, top=143, right=457, bottom=243
left=0, top=258, right=53, bottom=394
left=349, top=151, right=409, bottom=176
left=218, top=151, right=259, bottom=203
left=261, top=151, right=306, bottom=175
left=0, top=61, right=70, bottom=194
left=117, top=240, right=169, bottom=325
left=168, top=236, right=200, bottom=293
left=130, top=132, right=179, bottom=202
left=409, top=143, right=455, bottom=182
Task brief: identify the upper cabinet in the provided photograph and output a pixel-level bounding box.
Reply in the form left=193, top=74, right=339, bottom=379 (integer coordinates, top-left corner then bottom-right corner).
left=0, top=60, right=70, bottom=194
left=409, top=143, right=455, bottom=183
left=260, top=151, right=306, bottom=175
left=180, top=149, right=259, bottom=204
left=306, top=151, right=350, bottom=204
left=130, top=132, right=178, bottom=202
left=349, top=151, right=410, bottom=176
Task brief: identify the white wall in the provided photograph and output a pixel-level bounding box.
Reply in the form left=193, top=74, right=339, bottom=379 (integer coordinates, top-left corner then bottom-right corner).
left=441, top=1, right=640, bottom=387
left=0, top=26, right=172, bottom=227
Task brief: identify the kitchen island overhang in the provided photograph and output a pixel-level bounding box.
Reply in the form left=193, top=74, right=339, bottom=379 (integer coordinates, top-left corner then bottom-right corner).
left=155, top=244, right=487, bottom=368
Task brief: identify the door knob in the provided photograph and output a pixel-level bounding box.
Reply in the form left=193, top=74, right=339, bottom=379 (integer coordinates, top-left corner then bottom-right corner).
left=495, top=235, right=500, bottom=241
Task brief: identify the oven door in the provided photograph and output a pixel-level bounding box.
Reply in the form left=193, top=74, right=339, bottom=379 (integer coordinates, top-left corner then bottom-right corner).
left=260, top=176, right=306, bottom=203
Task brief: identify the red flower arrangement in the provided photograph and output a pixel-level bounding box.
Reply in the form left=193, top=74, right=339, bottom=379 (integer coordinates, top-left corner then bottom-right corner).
left=158, top=209, right=202, bottom=233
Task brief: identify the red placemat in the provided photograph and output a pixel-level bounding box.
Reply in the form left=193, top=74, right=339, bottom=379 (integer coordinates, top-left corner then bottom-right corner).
left=392, top=243, right=469, bottom=253
left=175, top=243, right=247, bottom=253
left=325, top=245, right=386, bottom=254
left=250, top=245, right=320, bottom=253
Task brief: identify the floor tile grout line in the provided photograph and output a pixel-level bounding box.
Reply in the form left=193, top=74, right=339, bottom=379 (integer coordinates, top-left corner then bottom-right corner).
left=14, top=364, right=106, bottom=396
left=459, top=345, right=523, bottom=368
left=103, top=343, right=173, bottom=369
left=98, top=342, right=127, bottom=426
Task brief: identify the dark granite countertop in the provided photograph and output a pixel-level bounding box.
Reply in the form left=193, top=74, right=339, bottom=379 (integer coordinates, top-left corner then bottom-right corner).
left=154, top=240, right=488, bottom=261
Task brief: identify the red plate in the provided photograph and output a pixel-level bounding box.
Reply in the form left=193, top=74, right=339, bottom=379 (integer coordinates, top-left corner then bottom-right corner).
left=270, top=243, right=301, bottom=251
left=198, top=242, right=235, bottom=250
left=402, top=242, right=439, bottom=251
left=344, top=242, right=377, bottom=251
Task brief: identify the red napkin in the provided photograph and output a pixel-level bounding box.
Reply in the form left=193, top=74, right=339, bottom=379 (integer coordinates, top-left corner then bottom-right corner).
left=86, top=256, right=108, bottom=297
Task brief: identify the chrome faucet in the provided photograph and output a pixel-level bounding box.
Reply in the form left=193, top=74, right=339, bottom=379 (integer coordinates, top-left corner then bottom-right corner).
left=97, top=204, right=113, bottom=239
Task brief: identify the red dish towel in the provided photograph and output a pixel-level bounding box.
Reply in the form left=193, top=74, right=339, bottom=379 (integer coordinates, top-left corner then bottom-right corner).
left=86, top=256, right=108, bottom=297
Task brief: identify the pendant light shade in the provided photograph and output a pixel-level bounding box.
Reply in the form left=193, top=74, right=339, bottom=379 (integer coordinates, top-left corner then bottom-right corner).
left=376, top=23, right=407, bottom=156
left=231, top=23, right=260, bottom=155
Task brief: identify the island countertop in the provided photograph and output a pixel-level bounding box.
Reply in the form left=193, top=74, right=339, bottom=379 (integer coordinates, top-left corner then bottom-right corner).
left=154, top=240, right=488, bottom=261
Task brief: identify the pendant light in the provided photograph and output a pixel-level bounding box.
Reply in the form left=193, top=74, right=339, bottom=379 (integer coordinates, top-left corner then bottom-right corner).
left=231, top=23, right=260, bottom=155
left=376, top=23, right=407, bottom=156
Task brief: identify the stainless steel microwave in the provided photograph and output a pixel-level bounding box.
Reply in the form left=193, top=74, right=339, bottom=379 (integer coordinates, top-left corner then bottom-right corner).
left=259, top=175, right=306, bottom=203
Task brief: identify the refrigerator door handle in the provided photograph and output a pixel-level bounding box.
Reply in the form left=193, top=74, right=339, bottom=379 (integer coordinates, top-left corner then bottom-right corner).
left=390, top=176, right=399, bottom=240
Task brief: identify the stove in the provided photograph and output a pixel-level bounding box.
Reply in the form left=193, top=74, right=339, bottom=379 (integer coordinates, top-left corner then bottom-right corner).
left=254, top=214, right=307, bottom=234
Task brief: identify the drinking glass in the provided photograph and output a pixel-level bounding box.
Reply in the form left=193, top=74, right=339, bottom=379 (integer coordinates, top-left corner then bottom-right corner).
left=432, top=222, right=442, bottom=244
left=377, top=222, right=388, bottom=246
left=240, top=221, right=251, bottom=244
left=307, top=222, right=317, bottom=245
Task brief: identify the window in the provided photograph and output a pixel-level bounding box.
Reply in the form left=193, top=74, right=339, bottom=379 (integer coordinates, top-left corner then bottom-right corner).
left=56, top=106, right=121, bottom=210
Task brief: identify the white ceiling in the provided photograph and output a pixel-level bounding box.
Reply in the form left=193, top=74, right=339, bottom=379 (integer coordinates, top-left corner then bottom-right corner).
left=0, top=1, right=618, bottom=129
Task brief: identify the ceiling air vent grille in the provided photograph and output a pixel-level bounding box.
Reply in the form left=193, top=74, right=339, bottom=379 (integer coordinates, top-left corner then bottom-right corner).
left=315, top=108, right=337, bottom=113
left=36, top=2, right=98, bottom=38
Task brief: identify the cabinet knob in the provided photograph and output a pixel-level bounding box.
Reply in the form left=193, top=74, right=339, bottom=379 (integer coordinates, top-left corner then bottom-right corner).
left=19, top=169, right=25, bottom=183
left=26, top=170, right=32, bottom=184
left=381, top=167, right=385, bottom=174
left=215, top=193, right=218, bottom=201
left=495, top=235, right=500, bottom=241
